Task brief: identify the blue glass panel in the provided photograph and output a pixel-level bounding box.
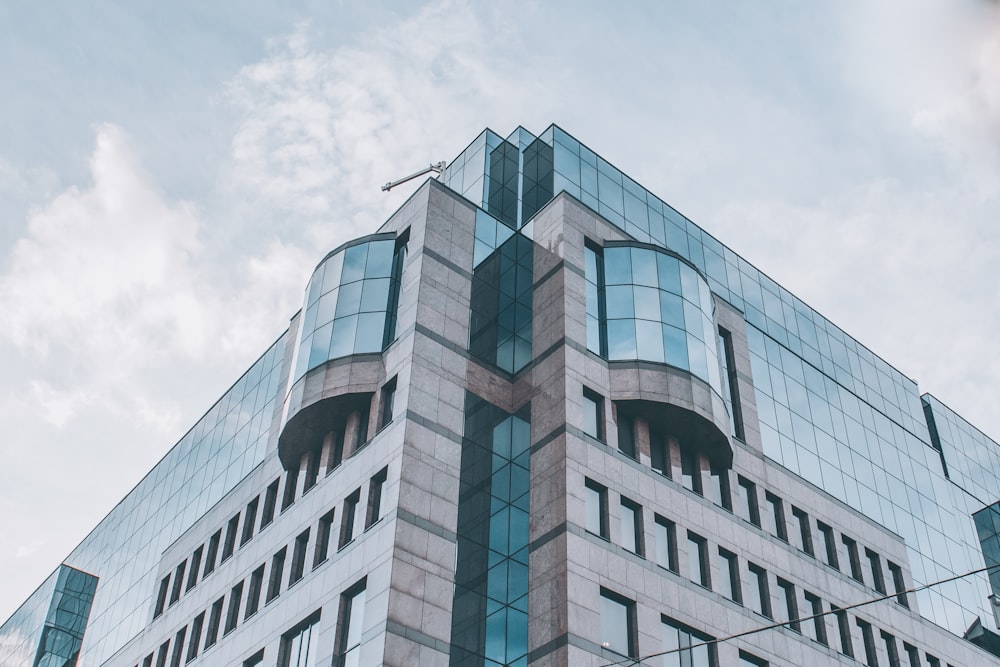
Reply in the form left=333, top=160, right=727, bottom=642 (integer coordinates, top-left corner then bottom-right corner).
left=659, top=291, right=684, bottom=328
left=663, top=325, right=688, bottom=370
left=329, top=315, right=358, bottom=358
left=335, top=281, right=363, bottom=318
left=315, top=290, right=337, bottom=326
left=341, top=244, right=368, bottom=283
left=308, top=323, right=332, bottom=368
left=320, top=252, right=343, bottom=294
left=353, top=313, right=385, bottom=353
left=656, top=253, right=681, bottom=294
left=608, top=320, right=637, bottom=359
left=630, top=248, right=658, bottom=286
left=365, top=241, right=394, bottom=278
left=633, top=286, right=660, bottom=321
left=604, top=249, right=631, bottom=285
left=636, top=320, right=665, bottom=363
left=605, top=286, right=634, bottom=319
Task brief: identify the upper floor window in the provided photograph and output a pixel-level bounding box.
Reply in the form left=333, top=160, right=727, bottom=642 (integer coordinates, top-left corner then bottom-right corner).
left=600, top=589, right=636, bottom=658
left=582, top=388, right=604, bottom=441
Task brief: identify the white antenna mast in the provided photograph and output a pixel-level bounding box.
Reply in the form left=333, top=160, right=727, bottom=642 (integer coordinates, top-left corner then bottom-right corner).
left=381, top=161, right=447, bottom=192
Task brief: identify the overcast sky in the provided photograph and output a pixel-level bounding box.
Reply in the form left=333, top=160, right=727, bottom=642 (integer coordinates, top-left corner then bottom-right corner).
left=1, top=0, right=998, bottom=622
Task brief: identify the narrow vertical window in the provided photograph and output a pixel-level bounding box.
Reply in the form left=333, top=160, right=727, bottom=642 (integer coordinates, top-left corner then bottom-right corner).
left=241, top=497, right=259, bottom=546
left=186, top=546, right=203, bottom=592
left=654, top=515, right=678, bottom=572
left=204, top=597, right=224, bottom=649
left=585, top=479, right=609, bottom=539
left=857, top=619, right=878, bottom=667
left=650, top=429, right=670, bottom=478
left=739, top=651, right=768, bottom=667
left=224, top=581, right=244, bottom=634
left=243, top=649, right=265, bottom=667
left=687, top=531, right=710, bottom=588
left=599, top=589, right=636, bottom=658
left=619, top=497, right=643, bottom=555
left=340, top=488, right=362, bottom=548
left=804, top=591, right=827, bottom=645
left=281, top=464, right=299, bottom=512
left=817, top=521, right=839, bottom=570
left=881, top=631, right=900, bottom=667
left=661, top=616, right=716, bottom=667
left=354, top=402, right=371, bottom=450
left=378, top=377, right=397, bottom=430
left=737, top=476, right=760, bottom=527
left=221, top=513, right=240, bottom=562
left=680, top=446, right=702, bottom=495
left=336, top=580, right=367, bottom=667
left=154, top=641, right=169, bottom=667
left=831, top=604, right=853, bottom=658
left=186, top=612, right=204, bottom=662
left=245, top=564, right=265, bottom=619
left=278, top=611, right=320, bottom=667
left=206, top=530, right=224, bottom=576
left=717, top=548, right=741, bottom=604
left=842, top=536, right=863, bottom=582
left=366, top=467, right=389, bottom=529
left=747, top=563, right=771, bottom=618
left=791, top=507, right=814, bottom=556
left=776, top=578, right=800, bottom=633
left=718, top=327, right=745, bottom=439
left=266, top=547, right=287, bottom=604
left=764, top=492, right=787, bottom=541
left=169, top=561, right=187, bottom=605
left=616, top=411, right=636, bottom=459
left=326, top=427, right=346, bottom=474
left=866, top=548, right=886, bottom=594
left=584, top=242, right=606, bottom=356
left=903, top=643, right=921, bottom=667
left=707, top=462, right=732, bottom=510
left=582, top=388, right=604, bottom=441
left=169, top=626, right=186, bottom=667
left=153, top=575, right=170, bottom=618
left=289, top=529, right=310, bottom=586
left=260, top=479, right=279, bottom=528
left=302, top=450, right=320, bottom=493
left=925, top=655, right=941, bottom=667
left=314, top=508, right=335, bottom=568
left=888, top=561, right=908, bottom=607
left=142, top=653, right=154, bottom=667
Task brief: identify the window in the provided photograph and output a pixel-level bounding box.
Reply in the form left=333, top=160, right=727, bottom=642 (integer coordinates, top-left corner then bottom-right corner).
left=661, top=615, right=716, bottom=667
left=224, top=581, right=243, bottom=634
left=326, top=427, right=346, bottom=473
left=791, top=507, right=814, bottom=556
left=599, top=589, right=636, bottom=658
left=925, top=655, right=941, bottom=667
left=204, top=531, right=221, bottom=577
left=279, top=611, right=320, bottom=667
left=707, top=462, right=731, bottom=510
left=266, top=547, right=286, bottom=604
left=816, top=521, right=839, bottom=570
left=314, top=508, right=335, bottom=568
left=903, top=643, right=921, bottom=667
left=680, top=446, right=702, bottom=495
left=582, top=388, right=604, bottom=441
left=866, top=548, right=886, bottom=594
left=378, top=377, right=397, bottom=430
left=336, top=580, right=367, bottom=667
left=153, top=575, right=170, bottom=618
left=747, top=563, right=771, bottom=618
left=737, top=476, right=760, bottom=527
left=290, top=529, right=310, bottom=586
left=354, top=402, right=371, bottom=450
left=585, top=479, right=609, bottom=539
left=739, top=651, right=768, bottom=667
left=186, top=612, right=204, bottom=663
left=142, top=653, right=153, bottom=667
left=366, top=467, right=388, bottom=529
left=281, top=465, right=298, bottom=512
left=340, top=488, right=363, bottom=548
left=169, top=561, right=187, bottom=606
left=888, top=561, right=909, bottom=607
left=204, top=597, right=224, bottom=649
left=857, top=618, right=878, bottom=666
left=243, top=649, right=265, bottom=667
left=616, top=411, right=636, bottom=459
left=831, top=604, right=853, bottom=658
left=654, top=515, right=678, bottom=572
left=302, top=450, right=320, bottom=493
left=221, top=513, right=240, bottom=562
left=155, top=641, right=169, bottom=667
left=169, top=626, right=186, bottom=667
left=245, top=565, right=265, bottom=619
left=619, top=498, right=643, bottom=555
left=718, top=327, right=745, bottom=440
left=715, top=548, right=741, bottom=603
left=776, top=578, right=800, bottom=633
left=764, top=492, right=787, bottom=541
left=842, top=536, right=863, bottom=582
left=186, top=547, right=203, bottom=592
left=241, top=497, right=259, bottom=546
left=804, top=591, right=827, bottom=645
left=650, top=429, right=670, bottom=477
left=881, top=630, right=901, bottom=667
left=260, top=479, right=279, bottom=528
left=687, top=531, right=710, bottom=588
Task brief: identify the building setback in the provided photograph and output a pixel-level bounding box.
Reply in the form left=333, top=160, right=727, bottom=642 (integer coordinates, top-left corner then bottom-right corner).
left=3, top=124, right=1000, bottom=666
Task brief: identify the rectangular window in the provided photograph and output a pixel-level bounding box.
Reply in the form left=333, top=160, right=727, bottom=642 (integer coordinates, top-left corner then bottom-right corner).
left=366, top=467, right=389, bottom=529
left=204, top=597, right=224, bottom=649
left=776, top=578, right=800, bottom=633
left=903, top=643, right=921, bottom=667
left=245, top=564, right=265, bottom=619
left=326, top=427, right=346, bottom=474
left=804, top=591, right=827, bottom=645
left=680, top=446, right=702, bottom=495
left=289, top=529, right=310, bottom=586
left=764, top=492, right=787, bottom=541
left=857, top=618, right=878, bottom=667
left=266, top=547, right=286, bottom=604
left=717, top=548, right=741, bottom=604
left=153, top=575, right=170, bottom=618
left=926, top=656, right=941, bottom=667
left=866, top=548, right=886, bottom=594
left=336, top=580, right=367, bottom=667
left=378, top=377, right=397, bottom=430
left=186, top=612, right=204, bottom=663
left=650, top=429, right=670, bottom=478
left=241, top=497, right=259, bottom=546
left=281, top=465, right=299, bottom=512
left=221, top=513, right=240, bottom=562
left=616, top=412, right=636, bottom=459
left=888, top=561, right=908, bottom=607
left=155, top=641, right=169, bottom=667
left=619, top=497, right=643, bottom=556
left=169, top=626, right=186, bottom=667
left=243, top=649, right=265, bottom=667
left=748, top=563, right=771, bottom=618
left=718, top=327, right=745, bottom=440
left=661, top=615, right=717, bottom=667
left=687, top=531, right=710, bottom=588
left=739, top=651, right=768, bottom=667
left=791, top=507, right=814, bottom=556
left=186, top=547, right=203, bottom=592
left=314, top=508, right=335, bottom=568
left=882, top=630, right=901, bottom=667
left=737, top=476, right=760, bottom=527
left=599, top=589, right=636, bottom=658
left=169, top=561, right=187, bottom=606
left=142, top=653, right=153, bottom=667
left=303, top=450, right=320, bottom=493
left=582, top=387, right=604, bottom=441
left=278, top=610, right=320, bottom=667
left=707, top=462, right=732, bottom=511
left=654, top=515, right=678, bottom=572
left=354, top=402, right=371, bottom=450
left=224, top=581, right=243, bottom=635
left=842, top=536, right=864, bottom=582
left=340, top=488, right=363, bottom=548
left=817, top=521, right=839, bottom=570
left=831, top=604, right=853, bottom=658
left=585, top=479, right=609, bottom=539
left=260, top=479, right=279, bottom=528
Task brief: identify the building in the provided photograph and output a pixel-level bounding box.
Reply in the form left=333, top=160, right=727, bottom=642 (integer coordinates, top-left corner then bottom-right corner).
left=3, top=124, right=1000, bottom=667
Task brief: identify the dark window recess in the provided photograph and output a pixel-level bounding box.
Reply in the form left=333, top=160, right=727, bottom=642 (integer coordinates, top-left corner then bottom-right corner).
left=245, top=565, right=265, bottom=619
left=169, top=561, right=186, bottom=606
left=314, top=508, right=335, bottom=568
left=739, top=651, right=768, bottom=667
left=142, top=653, right=153, bottom=667
left=708, top=462, right=732, bottom=510
left=866, top=548, right=887, bottom=594
left=204, top=597, right=224, bottom=649
left=687, top=531, right=710, bottom=588
left=378, top=377, right=397, bottom=430
left=243, top=648, right=265, bottom=667
left=832, top=605, right=853, bottom=658
left=204, top=530, right=221, bottom=577
left=278, top=610, right=321, bottom=667
left=881, top=630, right=901, bottom=667
left=717, top=548, right=742, bottom=604
left=582, top=387, right=604, bottom=441
left=804, top=591, right=827, bottom=646
left=765, top=492, right=787, bottom=541
left=857, top=619, right=878, bottom=667
left=888, top=561, right=909, bottom=607
left=616, top=412, right=636, bottom=459
left=718, top=327, right=745, bottom=440
left=260, top=479, right=279, bottom=528
left=186, top=547, right=203, bottom=592
left=777, top=578, right=800, bottom=633
left=661, top=615, right=717, bottom=667
left=654, top=515, right=678, bottom=573
left=619, top=497, right=644, bottom=556
left=153, top=575, right=170, bottom=618
left=302, top=450, right=320, bottom=493
left=225, top=581, right=244, bottom=634
left=817, top=521, right=839, bottom=570
left=748, top=563, right=771, bottom=618
left=650, top=429, right=670, bottom=478
left=599, top=588, right=637, bottom=658
left=366, top=467, right=389, bottom=528
left=336, top=579, right=368, bottom=667
left=340, top=489, right=362, bottom=548
left=290, top=529, right=310, bottom=586
left=154, top=641, right=169, bottom=667
left=221, top=513, right=240, bottom=562
left=354, top=403, right=371, bottom=450
left=326, top=427, right=346, bottom=474
left=241, top=497, right=259, bottom=546
left=843, top=536, right=864, bottom=582
left=169, top=626, right=186, bottom=667
left=266, top=548, right=287, bottom=604
left=186, top=612, right=204, bottom=663
left=791, top=507, right=814, bottom=556
left=903, top=643, right=921, bottom=667
left=680, top=446, right=702, bottom=495
left=737, top=476, right=761, bottom=527
left=584, top=479, right=609, bottom=539
left=281, top=465, right=299, bottom=512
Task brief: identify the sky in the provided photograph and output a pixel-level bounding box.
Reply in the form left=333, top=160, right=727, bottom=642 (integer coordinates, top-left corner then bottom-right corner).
left=1, top=0, right=998, bottom=623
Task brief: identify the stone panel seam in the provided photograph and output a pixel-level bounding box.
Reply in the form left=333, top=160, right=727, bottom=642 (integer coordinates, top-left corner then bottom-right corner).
left=396, top=508, right=458, bottom=543
left=385, top=619, right=452, bottom=655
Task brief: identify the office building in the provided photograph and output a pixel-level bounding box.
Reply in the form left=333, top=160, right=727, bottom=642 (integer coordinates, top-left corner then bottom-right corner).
left=4, top=124, right=1000, bottom=666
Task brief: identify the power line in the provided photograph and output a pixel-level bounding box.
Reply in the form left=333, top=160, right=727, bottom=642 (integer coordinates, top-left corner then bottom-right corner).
left=598, top=562, right=1000, bottom=666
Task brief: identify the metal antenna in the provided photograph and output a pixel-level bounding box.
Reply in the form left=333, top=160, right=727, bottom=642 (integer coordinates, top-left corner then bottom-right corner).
left=381, top=161, right=447, bottom=192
